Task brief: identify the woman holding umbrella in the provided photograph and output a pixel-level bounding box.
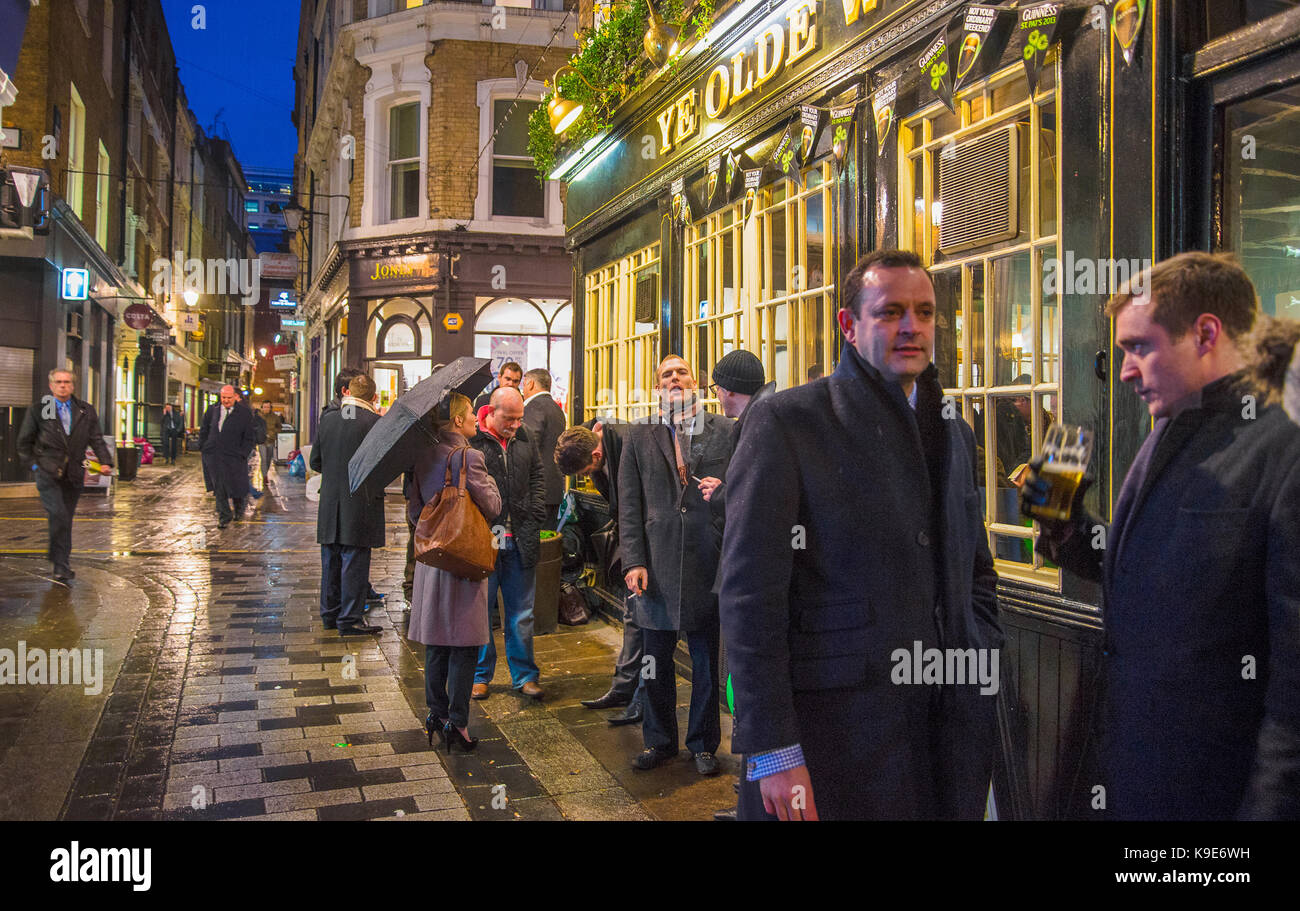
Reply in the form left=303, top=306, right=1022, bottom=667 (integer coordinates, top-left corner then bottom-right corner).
left=406, top=393, right=501, bottom=751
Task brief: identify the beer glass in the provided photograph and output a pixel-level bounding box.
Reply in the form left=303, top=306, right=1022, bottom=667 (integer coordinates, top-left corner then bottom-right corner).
left=1027, top=424, right=1093, bottom=522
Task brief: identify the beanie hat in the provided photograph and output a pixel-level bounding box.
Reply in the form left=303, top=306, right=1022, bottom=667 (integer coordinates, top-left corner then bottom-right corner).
left=712, top=350, right=765, bottom=396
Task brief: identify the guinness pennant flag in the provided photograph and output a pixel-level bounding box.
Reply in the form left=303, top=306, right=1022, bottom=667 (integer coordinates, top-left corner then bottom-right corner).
left=798, top=104, right=825, bottom=166
left=872, top=80, right=897, bottom=157
left=917, top=30, right=955, bottom=114
left=742, top=168, right=763, bottom=223
left=1108, top=0, right=1148, bottom=66
left=950, top=4, right=1014, bottom=94
left=772, top=120, right=800, bottom=179
left=706, top=154, right=722, bottom=206
left=725, top=150, right=744, bottom=201
left=829, top=103, right=857, bottom=167
left=1015, top=3, right=1062, bottom=95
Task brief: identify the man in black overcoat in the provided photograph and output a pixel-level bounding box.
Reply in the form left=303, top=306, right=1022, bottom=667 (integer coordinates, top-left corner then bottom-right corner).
left=199, top=385, right=257, bottom=528
left=522, top=367, right=567, bottom=530
left=161, top=404, right=185, bottom=465
left=17, top=368, right=115, bottom=583
left=1025, top=252, right=1300, bottom=820
left=720, top=250, right=1001, bottom=820
left=619, top=355, right=733, bottom=775
left=311, top=373, right=386, bottom=635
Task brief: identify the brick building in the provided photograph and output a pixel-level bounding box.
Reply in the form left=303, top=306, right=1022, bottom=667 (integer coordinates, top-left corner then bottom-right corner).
left=292, top=0, right=577, bottom=436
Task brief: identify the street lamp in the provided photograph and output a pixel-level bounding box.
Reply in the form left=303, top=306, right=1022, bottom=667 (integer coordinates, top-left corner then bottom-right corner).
left=547, top=66, right=596, bottom=135
left=183, top=289, right=199, bottom=308
left=282, top=201, right=306, bottom=233
left=644, top=2, right=679, bottom=68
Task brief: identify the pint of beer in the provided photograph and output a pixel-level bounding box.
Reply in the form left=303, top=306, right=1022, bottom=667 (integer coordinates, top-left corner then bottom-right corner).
left=1026, top=424, right=1093, bottom=522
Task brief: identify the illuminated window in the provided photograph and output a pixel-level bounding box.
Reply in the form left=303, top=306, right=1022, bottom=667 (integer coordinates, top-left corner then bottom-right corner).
left=95, top=143, right=110, bottom=249
left=67, top=84, right=86, bottom=218
left=387, top=102, right=421, bottom=221
left=583, top=243, right=660, bottom=423
left=901, top=58, right=1061, bottom=587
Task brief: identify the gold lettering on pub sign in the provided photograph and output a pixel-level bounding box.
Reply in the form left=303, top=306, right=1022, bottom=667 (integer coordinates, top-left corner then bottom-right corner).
left=365, top=255, right=436, bottom=283
left=669, top=0, right=820, bottom=152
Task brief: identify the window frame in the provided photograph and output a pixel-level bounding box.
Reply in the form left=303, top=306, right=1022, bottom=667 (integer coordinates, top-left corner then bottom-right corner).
left=67, top=84, right=87, bottom=219
left=384, top=98, right=424, bottom=224
left=474, top=78, right=562, bottom=228
left=95, top=142, right=110, bottom=249
left=899, top=58, right=1063, bottom=590
left=583, top=243, right=661, bottom=423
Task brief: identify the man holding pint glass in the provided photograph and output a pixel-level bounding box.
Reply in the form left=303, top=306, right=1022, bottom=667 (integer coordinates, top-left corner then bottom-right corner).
left=1021, top=251, right=1300, bottom=820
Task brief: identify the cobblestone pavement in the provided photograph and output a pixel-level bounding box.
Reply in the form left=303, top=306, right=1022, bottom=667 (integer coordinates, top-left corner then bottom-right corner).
left=0, top=455, right=738, bottom=821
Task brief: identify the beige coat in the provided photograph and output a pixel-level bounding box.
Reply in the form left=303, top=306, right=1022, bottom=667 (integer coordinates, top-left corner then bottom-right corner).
left=405, top=429, right=501, bottom=647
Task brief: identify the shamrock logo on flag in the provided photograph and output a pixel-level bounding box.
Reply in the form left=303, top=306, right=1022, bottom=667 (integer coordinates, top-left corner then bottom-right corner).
left=1023, top=29, right=1049, bottom=61
left=929, top=59, right=948, bottom=91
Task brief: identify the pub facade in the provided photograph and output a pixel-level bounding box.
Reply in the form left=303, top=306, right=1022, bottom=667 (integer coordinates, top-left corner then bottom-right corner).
left=558, top=0, right=1300, bottom=818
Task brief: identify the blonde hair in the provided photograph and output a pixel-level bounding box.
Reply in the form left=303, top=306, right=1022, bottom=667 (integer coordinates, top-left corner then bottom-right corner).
left=435, top=393, right=473, bottom=431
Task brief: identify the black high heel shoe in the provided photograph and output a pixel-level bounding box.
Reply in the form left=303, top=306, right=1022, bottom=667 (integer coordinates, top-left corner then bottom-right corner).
left=443, top=721, right=478, bottom=753
left=426, top=713, right=450, bottom=748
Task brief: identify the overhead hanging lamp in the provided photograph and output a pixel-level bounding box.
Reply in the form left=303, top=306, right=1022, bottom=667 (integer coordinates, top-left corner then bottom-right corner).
left=547, top=65, right=596, bottom=135
left=643, top=2, right=678, bottom=68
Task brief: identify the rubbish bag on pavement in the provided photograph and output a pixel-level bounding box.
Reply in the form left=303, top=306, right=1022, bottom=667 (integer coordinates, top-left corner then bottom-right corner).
left=288, top=452, right=306, bottom=478
left=305, top=473, right=322, bottom=502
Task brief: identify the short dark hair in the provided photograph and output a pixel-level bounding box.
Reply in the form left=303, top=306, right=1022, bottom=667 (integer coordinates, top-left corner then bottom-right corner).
left=499, top=361, right=523, bottom=378
left=555, top=426, right=599, bottom=475
left=1104, top=251, right=1258, bottom=341
left=842, top=249, right=926, bottom=317
left=806, top=364, right=823, bottom=380
left=524, top=368, right=552, bottom=391
left=347, top=373, right=376, bottom=401
left=335, top=366, right=363, bottom=398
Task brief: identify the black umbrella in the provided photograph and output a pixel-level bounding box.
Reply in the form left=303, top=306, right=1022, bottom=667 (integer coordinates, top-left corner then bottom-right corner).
left=347, top=356, right=494, bottom=495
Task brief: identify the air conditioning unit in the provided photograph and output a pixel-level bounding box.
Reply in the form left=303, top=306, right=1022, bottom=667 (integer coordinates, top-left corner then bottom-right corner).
left=66, top=310, right=84, bottom=339
left=938, top=124, right=1020, bottom=255
left=635, top=274, right=658, bottom=324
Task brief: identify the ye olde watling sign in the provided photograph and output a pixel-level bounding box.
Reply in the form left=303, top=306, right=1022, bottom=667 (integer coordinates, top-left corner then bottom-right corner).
left=349, top=252, right=445, bottom=293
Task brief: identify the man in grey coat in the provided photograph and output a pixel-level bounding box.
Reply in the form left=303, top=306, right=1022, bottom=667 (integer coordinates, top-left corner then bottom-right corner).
left=311, top=373, right=386, bottom=636
left=720, top=250, right=1001, bottom=820
left=1025, top=252, right=1300, bottom=820
left=620, top=355, right=733, bottom=775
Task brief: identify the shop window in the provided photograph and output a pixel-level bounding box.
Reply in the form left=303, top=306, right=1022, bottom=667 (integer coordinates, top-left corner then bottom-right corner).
left=474, top=297, right=572, bottom=413
left=492, top=100, right=545, bottom=219
left=686, top=198, right=746, bottom=403
left=584, top=244, right=660, bottom=422
left=901, top=59, right=1062, bottom=588
left=387, top=102, right=421, bottom=221
left=1223, top=80, right=1300, bottom=320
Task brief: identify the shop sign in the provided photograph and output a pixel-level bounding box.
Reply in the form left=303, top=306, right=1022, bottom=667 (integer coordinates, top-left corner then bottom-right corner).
left=123, top=303, right=152, bottom=330
left=61, top=268, right=89, bottom=301
left=349, top=253, right=444, bottom=293
left=269, top=290, right=298, bottom=310
left=273, top=353, right=297, bottom=371
left=178, top=311, right=201, bottom=332
left=442, top=313, right=464, bottom=333
left=280, top=318, right=307, bottom=329
left=259, top=252, right=299, bottom=280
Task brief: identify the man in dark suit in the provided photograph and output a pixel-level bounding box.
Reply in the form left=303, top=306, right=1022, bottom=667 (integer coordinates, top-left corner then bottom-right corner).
left=17, top=368, right=114, bottom=583
left=199, top=385, right=257, bottom=528
left=619, top=355, right=733, bottom=775
left=161, top=404, right=185, bottom=465
left=521, top=368, right=567, bottom=530
left=310, top=373, right=386, bottom=636
left=721, top=250, right=1001, bottom=820
left=556, top=419, right=643, bottom=722
left=1025, top=252, right=1300, bottom=820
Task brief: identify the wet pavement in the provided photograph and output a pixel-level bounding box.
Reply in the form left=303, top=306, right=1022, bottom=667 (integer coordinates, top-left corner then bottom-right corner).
left=0, top=455, right=738, bottom=821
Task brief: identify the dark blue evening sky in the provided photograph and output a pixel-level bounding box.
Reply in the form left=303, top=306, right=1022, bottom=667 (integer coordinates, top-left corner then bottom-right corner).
left=161, top=0, right=299, bottom=174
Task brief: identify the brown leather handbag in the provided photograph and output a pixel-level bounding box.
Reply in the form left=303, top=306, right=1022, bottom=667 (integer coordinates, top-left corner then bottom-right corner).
left=413, top=447, right=497, bottom=581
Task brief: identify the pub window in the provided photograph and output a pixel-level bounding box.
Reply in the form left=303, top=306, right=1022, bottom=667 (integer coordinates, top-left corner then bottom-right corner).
left=491, top=99, right=545, bottom=219
left=754, top=161, right=836, bottom=389
left=900, top=57, right=1062, bottom=588
left=583, top=243, right=661, bottom=423
left=387, top=101, right=422, bottom=221
left=686, top=196, right=746, bottom=404
left=474, top=297, right=573, bottom=412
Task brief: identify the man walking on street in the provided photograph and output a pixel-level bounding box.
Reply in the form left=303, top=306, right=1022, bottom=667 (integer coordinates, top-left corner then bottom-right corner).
left=199, top=385, right=257, bottom=528
left=161, top=403, right=185, bottom=465
left=258, top=401, right=283, bottom=490
left=470, top=386, right=546, bottom=699
left=557, top=420, right=642, bottom=724
left=522, top=368, right=567, bottom=530
left=17, top=369, right=114, bottom=583
left=1023, top=252, right=1300, bottom=820
left=311, top=373, right=386, bottom=636
left=619, top=355, right=733, bottom=775
left=720, top=250, right=1001, bottom=820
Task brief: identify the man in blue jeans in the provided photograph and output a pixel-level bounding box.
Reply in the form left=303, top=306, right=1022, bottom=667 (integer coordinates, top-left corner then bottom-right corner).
left=470, top=387, right=546, bottom=699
